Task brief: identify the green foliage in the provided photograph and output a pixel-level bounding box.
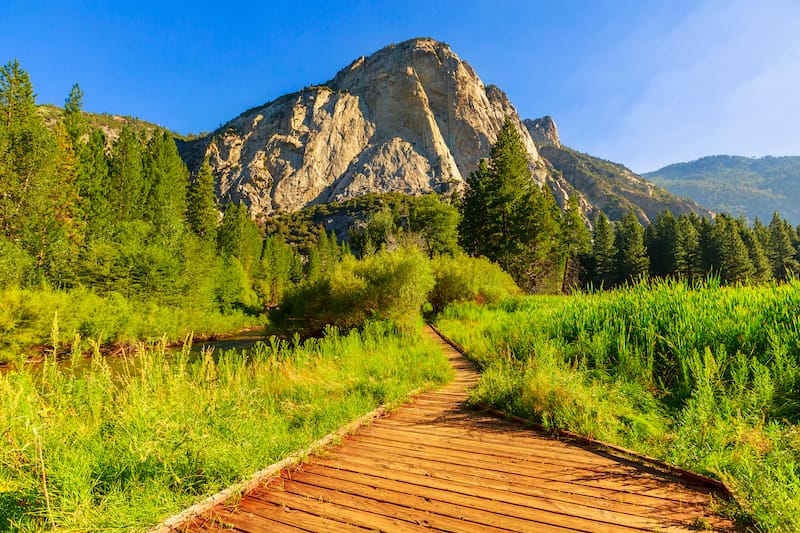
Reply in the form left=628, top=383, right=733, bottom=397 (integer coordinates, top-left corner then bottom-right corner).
left=427, top=254, right=519, bottom=313
left=63, top=83, right=87, bottom=144
left=0, top=237, right=35, bottom=289
left=271, top=246, right=435, bottom=337
left=614, top=210, right=649, bottom=283
left=591, top=211, right=616, bottom=287
left=76, top=129, right=112, bottom=238
left=437, top=280, right=800, bottom=531
left=142, top=131, right=189, bottom=245
left=186, top=157, right=218, bottom=243
left=459, top=118, right=565, bottom=292
left=108, top=126, right=145, bottom=223
left=407, top=194, right=461, bottom=257
left=217, top=203, right=262, bottom=267
left=348, top=207, right=398, bottom=255
left=0, top=285, right=259, bottom=364
left=768, top=211, right=800, bottom=280
left=0, top=321, right=452, bottom=530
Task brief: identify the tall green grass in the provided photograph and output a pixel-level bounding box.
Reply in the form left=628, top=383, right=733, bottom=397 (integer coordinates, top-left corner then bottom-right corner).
left=0, top=286, right=261, bottom=364
left=437, top=280, right=800, bottom=532
left=0, top=320, right=452, bottom=531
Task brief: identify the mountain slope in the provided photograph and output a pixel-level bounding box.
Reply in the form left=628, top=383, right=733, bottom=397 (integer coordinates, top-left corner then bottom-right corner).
left=644, top=155, right=800, bottom=225
left=524, top=117, right=713, bottom=224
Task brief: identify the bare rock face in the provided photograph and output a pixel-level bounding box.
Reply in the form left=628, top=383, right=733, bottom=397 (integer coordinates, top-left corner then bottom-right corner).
left=524, top=116, right=561, bottom=148
left=181, top=38, right=550, bottom=216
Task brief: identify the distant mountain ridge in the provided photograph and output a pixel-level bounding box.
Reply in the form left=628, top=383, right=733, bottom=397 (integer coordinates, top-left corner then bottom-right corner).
left=177, top=37, right=708, bottom=223
left=644, top=155, right=800, bottom=225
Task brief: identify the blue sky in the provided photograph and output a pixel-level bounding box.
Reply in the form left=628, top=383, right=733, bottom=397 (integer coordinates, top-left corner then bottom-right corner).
left=3, top=0, right=799, bottom=172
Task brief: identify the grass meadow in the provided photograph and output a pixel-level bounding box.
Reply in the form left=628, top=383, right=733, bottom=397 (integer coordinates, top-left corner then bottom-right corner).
left=436, top=279, right=800, bottom=532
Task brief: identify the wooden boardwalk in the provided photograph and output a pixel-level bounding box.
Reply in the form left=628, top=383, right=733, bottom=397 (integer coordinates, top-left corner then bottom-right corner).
left=179, top=327, right=736, bottom=532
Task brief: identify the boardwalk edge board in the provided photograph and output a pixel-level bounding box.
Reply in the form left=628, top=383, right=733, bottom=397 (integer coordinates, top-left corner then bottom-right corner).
left=147, top=387, right=423, bottom=532
left=426, top=322, right=736, bottom=501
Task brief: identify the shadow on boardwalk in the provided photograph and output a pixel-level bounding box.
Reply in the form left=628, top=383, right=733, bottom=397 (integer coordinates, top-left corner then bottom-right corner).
left=176, top=326, right=737, bottom=532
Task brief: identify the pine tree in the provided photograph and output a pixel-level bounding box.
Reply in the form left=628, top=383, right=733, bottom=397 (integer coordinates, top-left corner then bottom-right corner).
left=675, top=214, right=702, bottom=281
left=187, top=156, right=218, bottom=243
left=711, top=214, right=754, bottom=284
left=646, top=210, right=679, bottom=277
left=63, top=83, right=87, bottom=145
left=142, top=130, right=189, bottom=244
left=259, top=235, right=300, bottom=306
left=0, top=60, right=64, bottom=276
left=217, top=202, right=262, bottom=269
left=767, top=212, right=799, bottom=281
left=77, top=129, right=112, bottom=238
left=739, top=223, right=771, bottom=283
left=560, top=195, right=590, bottom=292
left=592, top=211, right=617, bottom=288
left=614, top=210, right=649, bottom=284
left=108, top=126, right=145, bottom=222
left=458, top=117, right=563, bottom=291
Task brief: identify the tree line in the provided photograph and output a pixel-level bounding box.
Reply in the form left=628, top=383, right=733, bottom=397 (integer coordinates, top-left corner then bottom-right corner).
left=3, top=58, right=795, bottom=316
left=588, top=208, right=800, bottom=288
left=457, top=117, right=800, bottom=292
left=0, top=60, right=325, bottom=313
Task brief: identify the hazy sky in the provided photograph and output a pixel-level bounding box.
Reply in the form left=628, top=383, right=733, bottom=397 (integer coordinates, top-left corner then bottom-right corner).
left=3, top=0, right=798, bottom=172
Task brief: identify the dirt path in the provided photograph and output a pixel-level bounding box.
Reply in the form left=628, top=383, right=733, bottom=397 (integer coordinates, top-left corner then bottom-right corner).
left=177, top=326, right=736, bottom=532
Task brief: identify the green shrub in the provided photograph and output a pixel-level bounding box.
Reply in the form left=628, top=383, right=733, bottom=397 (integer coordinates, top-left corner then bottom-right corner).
left=271, top=245, right=434, bottom=336
left=428, top=254, right=519, bottom=312
left=0, top=238, right=35, bottom=289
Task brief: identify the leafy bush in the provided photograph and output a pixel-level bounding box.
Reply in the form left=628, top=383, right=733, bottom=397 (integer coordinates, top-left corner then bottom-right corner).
left=271, top=246, right=434, bottom=336
left=0, top=238, right=35, bottom=289
left=428, top=254, right=519, bottom=312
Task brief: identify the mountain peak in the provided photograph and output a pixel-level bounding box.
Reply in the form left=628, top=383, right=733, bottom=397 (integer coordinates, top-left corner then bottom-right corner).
left=524, top=116, right=560, bottom=148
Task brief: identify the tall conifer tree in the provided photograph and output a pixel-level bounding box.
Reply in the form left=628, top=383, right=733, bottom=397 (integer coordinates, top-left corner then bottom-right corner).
left=187, top=157, right=218, bottom=243
left=459, top=117, right=563, bottom=291
left=614, top=210, right=649, bottom=284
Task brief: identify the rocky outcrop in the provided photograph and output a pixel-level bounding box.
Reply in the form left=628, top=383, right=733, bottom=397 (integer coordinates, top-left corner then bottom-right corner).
left=524, top=116, right=560, bottom=148
left=180, top=38, right=551, bottom=216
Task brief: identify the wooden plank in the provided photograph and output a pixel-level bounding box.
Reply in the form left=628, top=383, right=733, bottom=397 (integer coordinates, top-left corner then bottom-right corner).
left=347, top=431, right=682, bottom=485
left=324, top=447, right=733, bottom=531
left=246, top=484, right=435, bottom=532
left=272, top=473, right=517, bottom=533
left=278, top=465, right=581, bottom=533
left=335, top=438, right=712, bottom=505
left=359, top=423, right=628, bottom=468
left=312, top=445, right=710, bottom=520
left=305, top=460, right=652, bottom=533
left=197, top=506, right=303, bottom=532
left=231, top=497, right=371, bottom=533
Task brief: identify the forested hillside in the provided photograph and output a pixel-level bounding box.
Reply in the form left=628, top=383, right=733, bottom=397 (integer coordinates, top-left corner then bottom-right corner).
left=645, top=155, right=800, bottom=225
